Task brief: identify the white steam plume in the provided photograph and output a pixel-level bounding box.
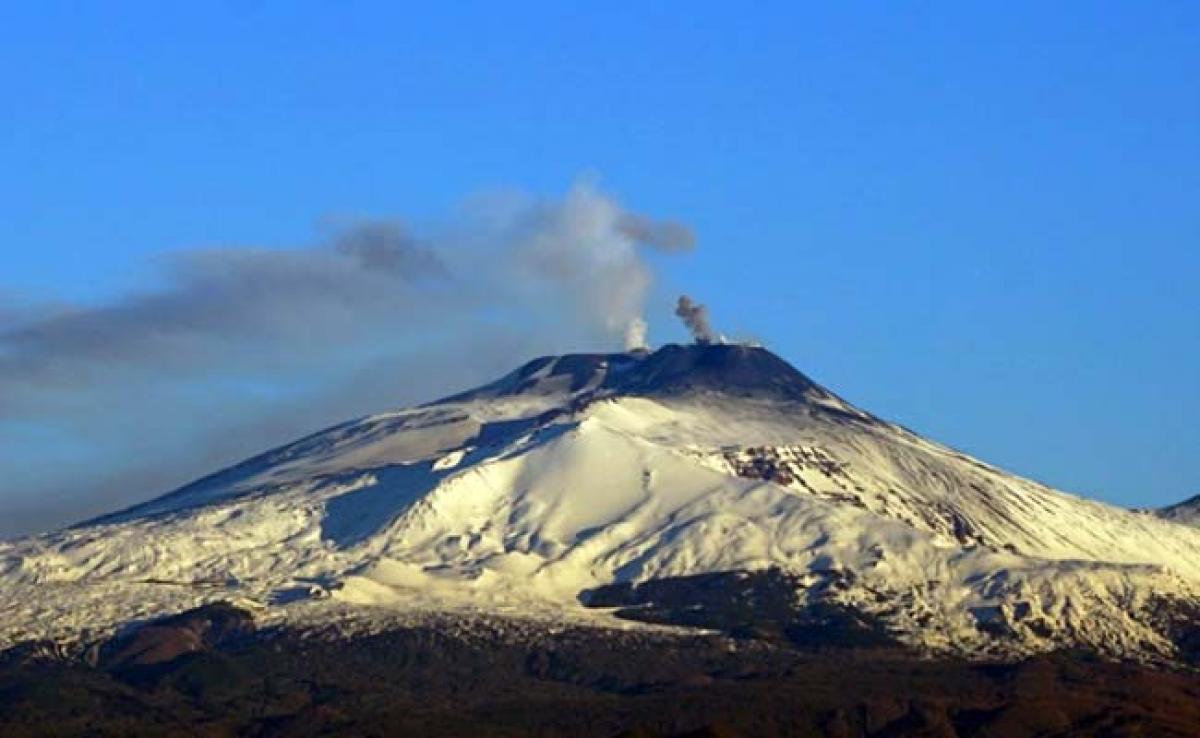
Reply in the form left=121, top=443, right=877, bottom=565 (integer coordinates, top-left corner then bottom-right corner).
left=624, top=317, right=649, bottom=351
left=483, top=181, right=693, bottom=347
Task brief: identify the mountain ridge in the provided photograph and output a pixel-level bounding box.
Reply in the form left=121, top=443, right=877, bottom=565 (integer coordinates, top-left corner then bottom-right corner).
left=1157, top=493, right=1200, bottom=527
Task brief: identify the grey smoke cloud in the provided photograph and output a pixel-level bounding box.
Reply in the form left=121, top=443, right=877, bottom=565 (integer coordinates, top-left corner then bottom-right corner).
left=674, top=294, right=715, bottom=344
left=0, top=182, right=694, bottom=537
left=0, top=225, right=446, bottom=411
left=616, top=213, right=696, bottom=252
left=332, top=221, right=450, bottom=277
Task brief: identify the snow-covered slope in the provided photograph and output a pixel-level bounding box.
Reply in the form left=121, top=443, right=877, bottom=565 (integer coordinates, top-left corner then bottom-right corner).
left=2, top=344, right=1199, bottom=661
left=1157, top=495, right=1200, bottom=527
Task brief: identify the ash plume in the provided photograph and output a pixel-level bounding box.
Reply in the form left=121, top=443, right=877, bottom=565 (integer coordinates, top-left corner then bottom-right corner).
left=674, top=295, right=715, bottom=344
left=615, top=213, right=695, bottom=252
left=0, top=180, right=696, bottom=536
left=494, top=182, right=693, bottom=349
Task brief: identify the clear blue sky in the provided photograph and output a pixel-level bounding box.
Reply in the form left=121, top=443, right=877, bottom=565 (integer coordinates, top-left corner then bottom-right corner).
left=1, top=2, right=1197, bottom=531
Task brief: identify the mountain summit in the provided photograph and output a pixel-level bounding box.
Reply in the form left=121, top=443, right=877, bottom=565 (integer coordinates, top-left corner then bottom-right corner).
left=444, top=343, right=824, bottom=404
left=3, top=343, right=1199, bottom=662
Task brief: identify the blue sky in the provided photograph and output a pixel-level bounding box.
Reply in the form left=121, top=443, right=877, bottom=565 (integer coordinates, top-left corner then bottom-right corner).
left=1, top=2, right=1197, bottom=533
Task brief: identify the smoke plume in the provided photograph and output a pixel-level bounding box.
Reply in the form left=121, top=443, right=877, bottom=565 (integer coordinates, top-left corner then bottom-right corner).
left=0, top=181, right=695, bottom=536
left=674, top=294, right=716, bottom=344
left=624, top=317, right=649, bottom=351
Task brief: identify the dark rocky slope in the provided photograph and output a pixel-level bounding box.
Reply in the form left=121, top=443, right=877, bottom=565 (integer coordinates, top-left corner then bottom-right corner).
left=2, top=604, right=1199, bottom=738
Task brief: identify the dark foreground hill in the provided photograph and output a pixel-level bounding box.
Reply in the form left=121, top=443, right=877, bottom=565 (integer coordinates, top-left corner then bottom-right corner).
left=2, top=603, right=1199, bottom=738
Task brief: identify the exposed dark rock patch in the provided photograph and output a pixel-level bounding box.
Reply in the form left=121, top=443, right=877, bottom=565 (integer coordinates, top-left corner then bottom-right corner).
left=1147, top=595, right=1200, bottom=664
left=584, top=568, right=899, bottom=649
left=615, top=343, right=822, bottom=403
left=97, top=601, right=255, bottom=671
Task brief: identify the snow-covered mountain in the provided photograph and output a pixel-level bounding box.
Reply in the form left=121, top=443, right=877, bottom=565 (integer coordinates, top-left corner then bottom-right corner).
left=1158, top=495, right=1200, bottom=527
left=3, top=343, right=1199, bottom=661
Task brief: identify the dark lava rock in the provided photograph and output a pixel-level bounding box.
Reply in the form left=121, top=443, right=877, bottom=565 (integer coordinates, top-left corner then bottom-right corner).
left=98, top=601, right=255, bottom=670
left=584, top=568, right=899, bottom=649
left=446, top=343, right=831, bottom=406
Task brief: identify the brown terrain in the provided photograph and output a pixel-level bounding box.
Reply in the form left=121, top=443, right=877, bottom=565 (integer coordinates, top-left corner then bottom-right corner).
left=1, top=602, right=1199, bottom=737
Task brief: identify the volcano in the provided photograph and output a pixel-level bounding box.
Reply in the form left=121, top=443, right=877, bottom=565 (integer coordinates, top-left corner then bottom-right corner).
left=3, top=343, right=1199, bottom=663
